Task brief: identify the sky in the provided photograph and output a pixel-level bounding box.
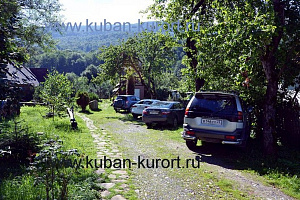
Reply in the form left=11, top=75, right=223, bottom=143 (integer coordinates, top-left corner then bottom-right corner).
left=59, top=0, right=154, bottom=24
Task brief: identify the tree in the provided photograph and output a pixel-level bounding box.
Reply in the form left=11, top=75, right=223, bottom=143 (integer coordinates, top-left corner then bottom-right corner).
left=40, top=70, right=73, bottom=119
left=0, top=0, right=61, bottom=113
left=146, top=0, right=300, bottom=155
left=98, top=31, right=176, bottom=98
left=144, top=0, right=209, bottom=91
left=126, top=74, right=135, bottom=95
left=80, top=64, right=100, bottom=82
left=76, top=91, right=90, bottom=112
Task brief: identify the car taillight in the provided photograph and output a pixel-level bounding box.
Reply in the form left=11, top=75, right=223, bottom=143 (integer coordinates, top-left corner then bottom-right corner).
left=186, top=130, right=195, bottom=135
left=132, top=105, right=137, bottom=107
left=185, top=108, right=189, bottom=116
left=225, top=135, right=236, bottom=140
left=238, top=111, right=243, bottom=121
left=126, top=101, right=129, bottom=105
left=143, top=110, right=148, bottom=115
left=161, top=111, right=170, bottom=115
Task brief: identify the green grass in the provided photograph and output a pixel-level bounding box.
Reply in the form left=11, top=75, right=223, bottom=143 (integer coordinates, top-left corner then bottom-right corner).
left=0, top=105, right=100, bottom=199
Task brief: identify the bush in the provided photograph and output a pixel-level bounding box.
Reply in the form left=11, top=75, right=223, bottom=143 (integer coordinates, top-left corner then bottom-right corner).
left=88, top=92, right=99, bottom=101
left=76, top=91, right=90, bottom=112
left=0, top=120, right=40, bottom=166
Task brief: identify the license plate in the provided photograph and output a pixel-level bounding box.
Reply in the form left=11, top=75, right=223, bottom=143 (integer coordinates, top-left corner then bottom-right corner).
left=202, top=119, right=223, bottom=126
left=150, top=111, right=159, bottom=115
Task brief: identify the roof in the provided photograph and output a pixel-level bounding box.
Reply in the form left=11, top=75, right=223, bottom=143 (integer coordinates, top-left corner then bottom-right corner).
left=4, top=64, right=39, bottom=87
left=29, top=68, right=48, bottom=82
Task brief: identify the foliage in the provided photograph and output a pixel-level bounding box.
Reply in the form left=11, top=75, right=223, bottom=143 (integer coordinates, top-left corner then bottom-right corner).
left=146, top=0, right=300, bottom=155
left=53, top=30, right=133, bottom=52
left=29, top=137, right=80, bottom=200
left=98, top=31, right=176, bottom=98
left=81, top=64, right=100, bottom=82
left=0, top=0, right=61, bottom=120
left=0, top=106, right=100, bottom=199
left=88, top=92, right=99, bottom=101
left=0, top=0, right=62, bottom=76
left=26, top=50, right=103, bottom=75
left=0, top=119, right=40, bottom=166
left=76, top=91, right=90, bottom=112
left=39, top=70, right=73, bottom=118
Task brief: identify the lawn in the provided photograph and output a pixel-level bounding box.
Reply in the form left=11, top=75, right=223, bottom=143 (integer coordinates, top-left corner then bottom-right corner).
left=0, top=105, right=101, bottom=200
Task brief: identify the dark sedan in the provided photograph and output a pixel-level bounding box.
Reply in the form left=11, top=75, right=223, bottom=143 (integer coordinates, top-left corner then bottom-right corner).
left=142, top=101, right=185, bottom=128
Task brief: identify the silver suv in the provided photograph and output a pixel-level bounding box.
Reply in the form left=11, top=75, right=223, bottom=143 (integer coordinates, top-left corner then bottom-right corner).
left=182, top=92, right=251, bottom=150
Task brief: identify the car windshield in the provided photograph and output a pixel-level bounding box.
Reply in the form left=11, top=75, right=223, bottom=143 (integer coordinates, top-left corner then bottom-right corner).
left=151, top=102, right=172, bottom=108
left=190, top=94, right=237, bottom=115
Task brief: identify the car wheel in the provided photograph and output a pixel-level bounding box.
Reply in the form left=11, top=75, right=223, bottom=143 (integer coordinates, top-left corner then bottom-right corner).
left=132, top=114, right=138, bottom=119
left=114, top=108, right=118, bottom=113
left=186, top=140, right=197, bottom=151
left=146, top=123, right=152, bottom=129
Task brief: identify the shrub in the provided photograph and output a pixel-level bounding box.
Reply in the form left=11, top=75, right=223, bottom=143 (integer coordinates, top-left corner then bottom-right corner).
left=88, top=92, right=99, bottom=101
left=76, top=91, right=90, bottom=112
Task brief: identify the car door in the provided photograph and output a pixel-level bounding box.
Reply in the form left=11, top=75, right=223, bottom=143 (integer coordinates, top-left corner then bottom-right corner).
left=135, top=100, right=145, bottom=113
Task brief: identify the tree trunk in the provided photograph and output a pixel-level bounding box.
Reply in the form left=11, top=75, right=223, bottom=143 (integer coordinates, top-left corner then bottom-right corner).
left=259, top=0, right=285, bottom=156
left=186, top=37, right=203, bottom=91
left=262, top=58, right=278, bottom=156
left=126, top=75, right=135, bottom=95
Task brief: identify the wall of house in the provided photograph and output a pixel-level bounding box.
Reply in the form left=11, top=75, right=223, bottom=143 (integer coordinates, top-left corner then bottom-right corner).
left=135, top=85, right=145, bottom=99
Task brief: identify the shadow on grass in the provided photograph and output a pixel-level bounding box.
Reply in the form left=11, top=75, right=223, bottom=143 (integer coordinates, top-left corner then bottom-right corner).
left=78, top=110, right=93, bottom=115
left=106, top=114, right=145, bottom=126
left=90, top=108, right=102, bottom=112
left=106, top=113, right=183, bottom=130
left=0, top=162, right=26, bottom=181
left=147, top=123, right=182, bottom=131
left=189, top=139, right=300, bottom=182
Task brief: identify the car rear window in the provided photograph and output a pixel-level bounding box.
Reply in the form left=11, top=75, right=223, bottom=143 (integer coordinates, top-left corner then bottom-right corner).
left=116, top=96, right=127, bottom=100
left=190, top=94, right=237, bottom=115
left=151, top=101, right=172, bottom=108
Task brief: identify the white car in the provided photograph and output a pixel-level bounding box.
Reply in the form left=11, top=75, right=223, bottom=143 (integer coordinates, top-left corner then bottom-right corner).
left=131, top=99, right=160, bottom=119
left=182, top=92, right=252, bottom=150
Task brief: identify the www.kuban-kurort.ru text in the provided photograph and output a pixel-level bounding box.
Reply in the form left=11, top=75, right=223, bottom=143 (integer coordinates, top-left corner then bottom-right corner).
left=67, top=156, right=201, bottom=169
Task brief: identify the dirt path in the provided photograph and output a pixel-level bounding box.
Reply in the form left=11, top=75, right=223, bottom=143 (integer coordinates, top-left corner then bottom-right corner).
left=79, top=114, right=294, bottom=200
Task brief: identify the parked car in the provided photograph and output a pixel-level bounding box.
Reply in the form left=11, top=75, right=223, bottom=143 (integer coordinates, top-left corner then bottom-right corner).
left=182, top=91, right=251, bottom=150
left=131, top=99, right=160, bottom=119
left=113, top=95, right=140, bottom=113
left=142, top=101, right=185, bottom=128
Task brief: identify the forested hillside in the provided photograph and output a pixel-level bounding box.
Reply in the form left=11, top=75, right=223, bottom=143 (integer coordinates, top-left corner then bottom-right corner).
left=25, top=27, right=185, bottom=78
left=26, top=50, right=102, bottom=75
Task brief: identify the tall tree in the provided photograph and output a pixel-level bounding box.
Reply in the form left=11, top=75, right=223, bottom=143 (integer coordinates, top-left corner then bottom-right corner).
left=146, top=0, right=300, bottom=155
